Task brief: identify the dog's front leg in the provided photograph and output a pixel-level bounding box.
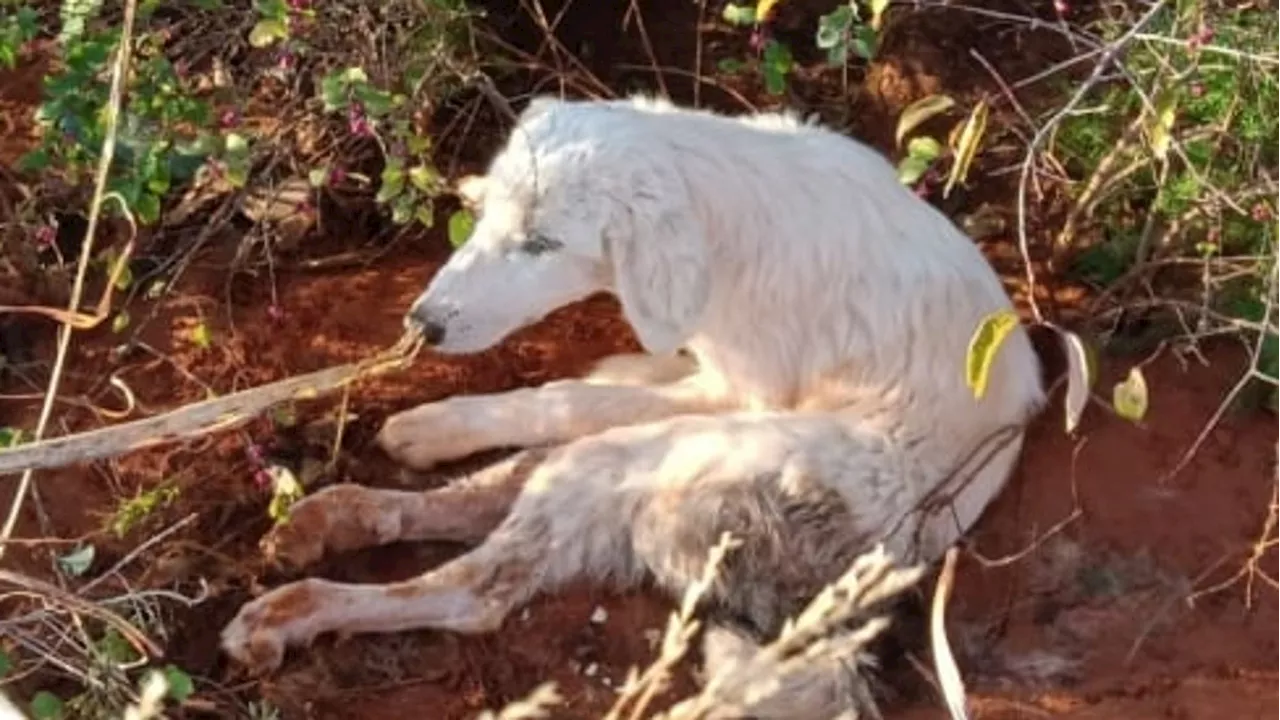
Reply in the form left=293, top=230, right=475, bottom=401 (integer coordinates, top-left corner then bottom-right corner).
left=377, top=355, right=728, bottom=469
left=259, top=449, right=549, bottom=569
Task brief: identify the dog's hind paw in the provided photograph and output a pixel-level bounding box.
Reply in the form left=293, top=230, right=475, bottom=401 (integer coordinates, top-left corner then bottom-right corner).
left=221, top=581, right=322, bottom=675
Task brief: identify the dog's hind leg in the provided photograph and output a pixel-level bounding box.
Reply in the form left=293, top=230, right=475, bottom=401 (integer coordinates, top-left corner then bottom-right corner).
left=260, top=449, right=553, bottom=569
left=376, top=353, right=726, bottom=470
left=222, top=411, right=925, bottom=684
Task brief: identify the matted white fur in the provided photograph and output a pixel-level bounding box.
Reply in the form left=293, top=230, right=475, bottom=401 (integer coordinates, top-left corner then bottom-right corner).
left=222, top=96, right=1046, bottom=718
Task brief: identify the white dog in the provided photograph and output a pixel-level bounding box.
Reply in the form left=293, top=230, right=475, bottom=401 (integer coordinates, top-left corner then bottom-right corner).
left=221, top=96, right=1045, bottom=716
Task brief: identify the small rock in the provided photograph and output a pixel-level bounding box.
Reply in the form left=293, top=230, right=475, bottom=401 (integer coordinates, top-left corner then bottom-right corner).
left=584, top=662, right=599, bottom=677
left=589, top=606, right=609, bottom=625
left=520, top=607, right=532, bottom=622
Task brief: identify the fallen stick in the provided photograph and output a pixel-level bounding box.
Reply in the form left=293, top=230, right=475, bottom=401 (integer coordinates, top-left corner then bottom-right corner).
left=0, top=333, right=423, bottom=476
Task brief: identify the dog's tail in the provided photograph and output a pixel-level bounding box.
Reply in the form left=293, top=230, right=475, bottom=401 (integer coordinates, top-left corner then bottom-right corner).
left=671, top=546, right=926, bottom=720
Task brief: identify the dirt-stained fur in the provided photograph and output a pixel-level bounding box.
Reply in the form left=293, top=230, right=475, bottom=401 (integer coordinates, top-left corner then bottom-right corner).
left=222, top=96, right=1045, bottom=718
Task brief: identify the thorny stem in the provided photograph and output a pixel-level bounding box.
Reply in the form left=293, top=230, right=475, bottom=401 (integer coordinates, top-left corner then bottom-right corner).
left=0, top=0, right=141, bottom=561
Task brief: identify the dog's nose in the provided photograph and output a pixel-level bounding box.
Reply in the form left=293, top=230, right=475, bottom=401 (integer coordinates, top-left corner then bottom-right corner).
left=406, top=305, right=447, bottom=346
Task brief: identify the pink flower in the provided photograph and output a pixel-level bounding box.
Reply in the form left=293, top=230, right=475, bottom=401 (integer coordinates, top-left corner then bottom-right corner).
left=328, top=165, right=347, bottom=185
left=348, top=102, right=373, bottom=137
left=218, top=108, right=240, bottom=129
left=1053, top=0, right=1069, bottom=15
left=34, top=225, right=55, bottom=247
left=1251, top=203, right=1272, bottom=222
left=267, top=304, right=286, bottom=323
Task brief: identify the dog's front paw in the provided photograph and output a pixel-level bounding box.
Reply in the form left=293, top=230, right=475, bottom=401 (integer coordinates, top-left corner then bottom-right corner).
left=221, top=580, right=326, bottom=675
left=376, top=400, right=486, bottom=469
left=262, top=484, right=404, bottom=569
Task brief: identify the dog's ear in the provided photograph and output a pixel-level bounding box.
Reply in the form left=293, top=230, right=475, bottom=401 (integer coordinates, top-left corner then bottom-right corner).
left=608, top=204, right=710, bottom=354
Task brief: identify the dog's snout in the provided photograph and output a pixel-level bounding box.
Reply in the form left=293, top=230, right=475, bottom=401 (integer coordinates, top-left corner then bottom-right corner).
left=406, top=304, right=447, bottom=345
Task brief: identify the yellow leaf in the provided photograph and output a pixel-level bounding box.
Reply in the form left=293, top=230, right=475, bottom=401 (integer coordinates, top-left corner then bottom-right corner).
left=1145, top=86, right=1178, bottom=161
left=895, top=94, right=956, bottom=148
left=869, top=0, right=890, bottom=31
left=1112, top=366, right=1149, bottom=423
left=755, top=0, right=782, bottom=23
left=190, top=321, right=213, bottom=350
left=944, top=100, right=990, bottom=199
left=965, top=309, right=1021, bottom=400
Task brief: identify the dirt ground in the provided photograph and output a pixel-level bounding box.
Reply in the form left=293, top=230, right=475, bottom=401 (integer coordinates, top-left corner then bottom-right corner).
left=1, top=0, right=1277, bottom=718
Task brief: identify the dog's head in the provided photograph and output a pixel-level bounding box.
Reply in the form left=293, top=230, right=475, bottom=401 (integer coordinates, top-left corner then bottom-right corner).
left=405, top=97, right=710, bottom=355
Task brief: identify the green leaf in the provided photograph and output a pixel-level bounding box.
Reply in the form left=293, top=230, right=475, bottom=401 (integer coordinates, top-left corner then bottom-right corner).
left=897, top=153, right=935, bottom=185
left=408, top=165, right=438, bottom=193
left=134, top=193, right=161, bottom=225
left=899, top=135, right=943, bottom=183
left=390, top=194, right=416, bottom=225
left=850, top=24, right=877, bottom=60
left=816, top=5, right=854, bottom=49
left=57, top=545, right=96, bottom=577
left=0, top=427, right=24, bottom=449
left=376, top=159, right=405, bottom=204
left=354, top=86, right=396, bottom=117
left=414, top=204, right=436, bottom=228
left=30, top=691, right=65, bottom=720
left=19, top=148, right=52, bottom=172
left=964, top=309, right=1020, bottom=400
left=224, top=161, right=249, bottom=189
left=223, top=132, right=250, bottom=160
left=447, top=209, right=475, bottom=248
left=340, top=66, right=370, bottom=85
left=112, top=309, right=131, bottom=334
left=96, top=627, right=139, bottom=664
left=248, top=19, right=288, bottom=48
left=761, top=40, right=793, bottom=96
left=319, top=73, right=347, bottom=112
left=162, top=664, right=195, bottom=702
left=0, top=648, right=10, bottom=679
left=895, top=94, right=956, bottom=148
left=1112, top=366, right=1149, bottom=423
left=716, top=57, right=747, bottom=74
left=721, top=3, right=756, bottom=25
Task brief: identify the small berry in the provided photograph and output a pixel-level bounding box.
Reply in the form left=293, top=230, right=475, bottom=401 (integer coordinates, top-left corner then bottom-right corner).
left=1251, top=202, right=1272, bottom=222
left=328, top=165, right=347, bottom=185
left=276, top=50, right=296, bottom=71
left=1053, top=0, right=1070, bottom=15
left=267, top=304, right=286, bottom=323
left=34, top=225, right=55, bottom=247
left=1189, top=82, right=1204, bottom=98
left=254, top=468, right=273, bottom=490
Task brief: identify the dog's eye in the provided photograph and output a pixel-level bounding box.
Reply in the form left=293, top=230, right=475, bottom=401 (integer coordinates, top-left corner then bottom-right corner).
left=518, top=233, right=563, bottom=256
